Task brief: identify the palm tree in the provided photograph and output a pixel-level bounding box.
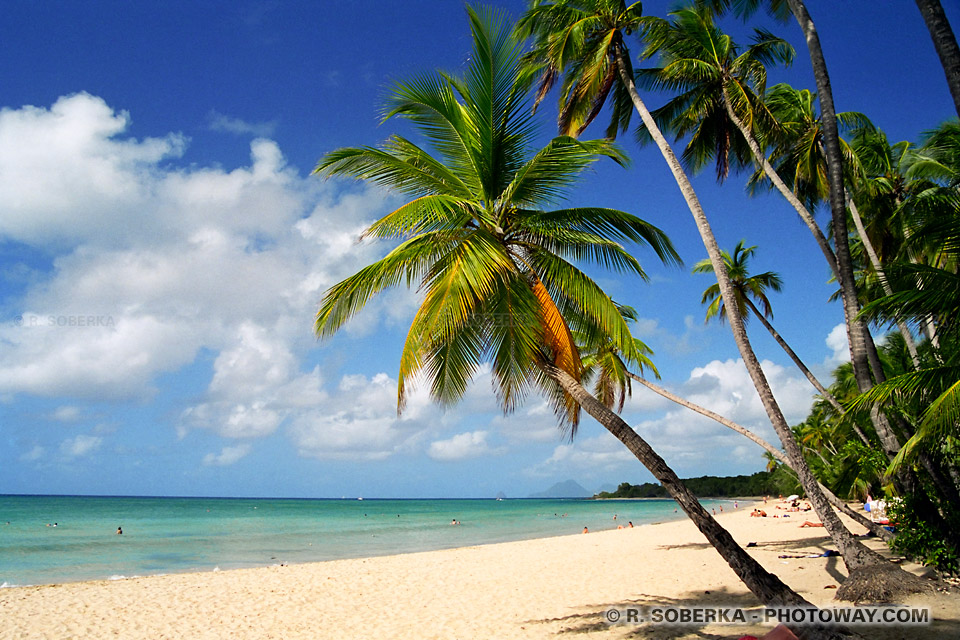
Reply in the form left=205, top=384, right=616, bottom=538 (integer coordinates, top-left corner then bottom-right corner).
left=636, top=6, right=841, bottom=280
left=517, top=0, right=923, bottom=602
left=915, top=0, right=960, bottom=118
left=316, top=6, right=824, bottom=615
left=693, top=240, right=849, bottom=417
left=707, top=0, right=896, bottom=498
left=846, top=127, right=923, bottom=367
left=587, top=308, right=893, bottom=539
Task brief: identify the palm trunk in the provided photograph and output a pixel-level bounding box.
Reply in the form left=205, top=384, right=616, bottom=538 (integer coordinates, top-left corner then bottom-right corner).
left=847, top=198, right=922, bottom=368
left=542, top=363, right=812, bottom=606
left=720, top=86, right=838, bottom=279
left=742, top=298, right=845, bottom=414
left=916, top=0, right=960, bottom=118
left=627, top=371, right=892, bottom=541
left=784, top=2, right=867, bottom=387
left=719, top=83, right=891, bottom=455
left=612, top=43, right=888, bottom=576
left=785, top=1, right=910, bottom=470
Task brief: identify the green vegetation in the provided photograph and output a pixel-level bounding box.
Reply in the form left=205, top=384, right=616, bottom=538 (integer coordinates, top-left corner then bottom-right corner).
left=316, top=0, right=960, bottom=610
left=594, top=470, right=792, bottom=499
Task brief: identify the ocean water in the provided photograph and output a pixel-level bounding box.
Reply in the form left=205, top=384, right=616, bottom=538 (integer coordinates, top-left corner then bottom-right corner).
left=0, top=494, right=731, bottom=587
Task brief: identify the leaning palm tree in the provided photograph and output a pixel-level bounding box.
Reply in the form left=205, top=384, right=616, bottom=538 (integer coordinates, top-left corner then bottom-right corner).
left=316, top=6, right=834, bottom=618
left=693, top=240, right=848, bottom=417
left=515, top=0, right=915, bottom=602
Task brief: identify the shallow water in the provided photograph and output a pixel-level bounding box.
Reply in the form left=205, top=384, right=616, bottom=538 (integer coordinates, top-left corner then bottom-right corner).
left=0, top=494, right=730, bottom=586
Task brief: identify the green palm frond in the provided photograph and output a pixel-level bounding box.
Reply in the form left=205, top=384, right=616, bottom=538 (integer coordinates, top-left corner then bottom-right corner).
left=317, top=5, right=678, bottom=436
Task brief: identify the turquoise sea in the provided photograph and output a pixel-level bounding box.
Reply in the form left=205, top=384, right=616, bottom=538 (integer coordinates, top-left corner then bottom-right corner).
left=0, top=495, right=731, bottom=587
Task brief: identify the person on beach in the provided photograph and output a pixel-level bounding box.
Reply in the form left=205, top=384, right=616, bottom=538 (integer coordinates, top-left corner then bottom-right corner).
left=582, top=527, right=588, bottom=534
left=627, top=521, right=633, bottom=528
left=116, top=526, right=122, bottom=535
left=799, top=521, right=823, bottom=528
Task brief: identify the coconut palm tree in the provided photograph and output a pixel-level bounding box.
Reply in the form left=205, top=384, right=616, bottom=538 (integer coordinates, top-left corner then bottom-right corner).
left=693, top=240, right=848, bottom=416
left=706, top=0, right=896, bottom=496
left=316, top=5, right=832, bottom=616
left=635, top=5, right=840, bottom=279
left=517, top=0, right=924, bottom=602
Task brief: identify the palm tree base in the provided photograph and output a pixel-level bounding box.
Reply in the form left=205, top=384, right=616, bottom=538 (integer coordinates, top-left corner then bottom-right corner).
left=834, top=562, right=933, bottom=603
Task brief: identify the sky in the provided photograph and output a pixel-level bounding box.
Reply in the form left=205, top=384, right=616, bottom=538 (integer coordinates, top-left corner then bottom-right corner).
left=1, top=1, right=958, bottom=499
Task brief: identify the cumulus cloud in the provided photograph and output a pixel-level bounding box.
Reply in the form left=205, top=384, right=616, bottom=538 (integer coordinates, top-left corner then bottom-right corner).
left=0, top=93, right=467, bottom=463
left=427, top=430, right=504, bottom=461
left=201, top=444, right=252, bottom=467
left=286, top=372, right=441, bottom=460
left=0, top=93, right=187, bottom=248
left=531, top=434, right=636, bottom=478
left=0, top=94, right=388, bottom=400
left=825, top=323, right=850, bottom=366
left=59, top=434, right=102, bottom=458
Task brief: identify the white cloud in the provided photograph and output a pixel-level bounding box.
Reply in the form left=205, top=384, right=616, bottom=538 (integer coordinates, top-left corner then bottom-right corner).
left=50, top=406, right=82, bottom=422
left=201, top=444, right=252, bottom=467
left=825, top=323, right=850, bottom=366
left=0, top=93, right=186, bottom=248
left=427, top=430, right=504, bottom=461
left=59, top=434, right=102, bottom=458
left=286, top=372, right=438, bottom=460
left=0, top=94, right=390, bottom=408
left=20, top=445, right=45, bottom=462
left=208, top=111, right=277, bottom=137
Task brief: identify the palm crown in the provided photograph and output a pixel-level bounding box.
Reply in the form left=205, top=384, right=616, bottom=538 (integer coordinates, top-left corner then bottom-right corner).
left=692, top=240, right=782, bottom=325
left=314, top=7, right=678, bottom=434
left=515, top=0, right=647, bottom=139
left=635, top=5, right=794, bottom=181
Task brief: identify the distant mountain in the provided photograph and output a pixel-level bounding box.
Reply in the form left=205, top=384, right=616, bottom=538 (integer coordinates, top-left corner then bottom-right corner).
left=528, top=480, right=591, bottom=498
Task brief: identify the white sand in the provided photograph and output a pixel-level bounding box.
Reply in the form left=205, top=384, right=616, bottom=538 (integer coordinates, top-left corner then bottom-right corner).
left=2, top=503, right=957, bottom=639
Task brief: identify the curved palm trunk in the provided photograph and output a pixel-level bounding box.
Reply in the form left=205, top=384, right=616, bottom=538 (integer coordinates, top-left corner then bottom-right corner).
left=846, top=198, right=922, bottom=368
left=542, top=364, right=812, bottom=606
left=916, top=0, right=960, bottom=118
left=627, top=371, right=893, bottom=541
left=720, top=81, right=902, bottom=460
left=613, top=44, right=889, bottom=575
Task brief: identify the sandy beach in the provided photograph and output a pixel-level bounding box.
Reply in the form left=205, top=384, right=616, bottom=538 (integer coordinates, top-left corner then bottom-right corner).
left=2, top=503, right=957, bottom=639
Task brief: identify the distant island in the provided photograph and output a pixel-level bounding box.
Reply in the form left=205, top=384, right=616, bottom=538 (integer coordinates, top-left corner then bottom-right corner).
left=593, top=471, right=783, bottom=499
left=528, top=480, right=592, bottom=498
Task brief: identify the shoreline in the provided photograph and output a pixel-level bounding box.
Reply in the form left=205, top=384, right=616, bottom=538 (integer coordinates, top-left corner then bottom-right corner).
left=2, top=502, right=957, bottom=639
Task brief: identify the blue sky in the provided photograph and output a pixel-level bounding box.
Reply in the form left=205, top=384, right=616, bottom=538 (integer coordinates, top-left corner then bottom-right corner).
left=1, top=1, right=958, bottom=498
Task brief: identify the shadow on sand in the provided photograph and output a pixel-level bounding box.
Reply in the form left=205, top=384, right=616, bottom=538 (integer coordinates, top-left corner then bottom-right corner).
left=524, top=584, right=959, bottom=639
